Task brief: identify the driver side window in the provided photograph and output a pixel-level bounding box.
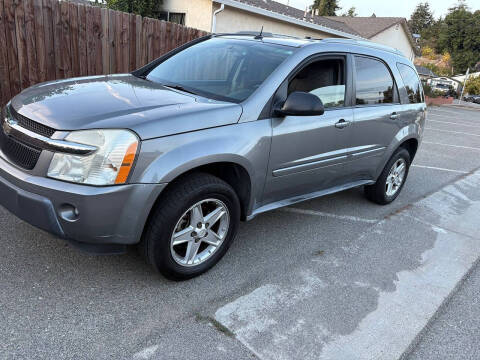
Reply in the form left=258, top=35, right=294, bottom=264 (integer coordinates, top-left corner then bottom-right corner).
left=288, top=58, right=346, bottom=109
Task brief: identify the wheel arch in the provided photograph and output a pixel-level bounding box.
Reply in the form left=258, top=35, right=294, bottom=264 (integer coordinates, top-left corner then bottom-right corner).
left=398, top=138, right=419, bottom=162
left=149, top=161, right=253, bottom=222
left=374, top=126, right=421, bottom=180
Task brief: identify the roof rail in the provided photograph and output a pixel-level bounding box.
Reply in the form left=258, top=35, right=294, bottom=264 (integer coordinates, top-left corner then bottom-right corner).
left=215, top=32, right=301, bottom=40
left=320, top=38, right=406, bottom=57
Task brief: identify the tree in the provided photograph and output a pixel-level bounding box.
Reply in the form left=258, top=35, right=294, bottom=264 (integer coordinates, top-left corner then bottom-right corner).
left=465, top=75, right=480, bottom=95
left=341, top=7, right=357, bottom=17
left=436, top=3, right=480, bottom=73
left=311, top=0, right=340, bottom=16
left=421, top=46, right=435, bottom=59
left=106, top=0, right=163, bottom=18
left=419, top=16, right=443, bottom=49
left=408, top=2, right=435, bottom=35
left=442, top=52, right=451, bottom=64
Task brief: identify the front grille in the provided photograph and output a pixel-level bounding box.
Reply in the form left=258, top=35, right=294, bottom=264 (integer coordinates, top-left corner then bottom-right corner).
left=9, top=106, right=56, bottom=138
left=0, top=106, right=55, bottom=170
left=0, top=127, right=42, bottom=170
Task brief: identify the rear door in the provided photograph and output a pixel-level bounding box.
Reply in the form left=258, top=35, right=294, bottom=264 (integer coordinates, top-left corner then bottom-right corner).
left=349, top=55, right=404, bottom=180
left=396, top=62, right=427, bottom=129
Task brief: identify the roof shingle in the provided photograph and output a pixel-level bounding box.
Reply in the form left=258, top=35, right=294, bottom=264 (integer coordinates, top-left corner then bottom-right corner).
left=227, top=0, right=361, bottom=36
left=324, top=16, right=406, bottom=39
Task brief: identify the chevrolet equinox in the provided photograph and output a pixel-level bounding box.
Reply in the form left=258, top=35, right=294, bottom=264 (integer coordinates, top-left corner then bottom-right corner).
left=0, top=33, right=426, bottom=279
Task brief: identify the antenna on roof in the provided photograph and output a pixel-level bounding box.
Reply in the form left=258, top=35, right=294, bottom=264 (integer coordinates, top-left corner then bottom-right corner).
left=254, top=26, right=264, bottom=40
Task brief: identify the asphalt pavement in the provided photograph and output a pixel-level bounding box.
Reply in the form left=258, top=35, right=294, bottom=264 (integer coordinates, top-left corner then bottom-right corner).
left=1, top=105, right=480, bottom=360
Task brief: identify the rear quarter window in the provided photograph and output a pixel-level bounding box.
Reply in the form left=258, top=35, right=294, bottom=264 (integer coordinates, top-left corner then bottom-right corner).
left=397, top=63, right=424, bottom=104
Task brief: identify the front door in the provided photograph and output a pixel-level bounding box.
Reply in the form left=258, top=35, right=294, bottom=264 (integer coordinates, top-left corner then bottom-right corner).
left=262, top=55, right=355, bottom=205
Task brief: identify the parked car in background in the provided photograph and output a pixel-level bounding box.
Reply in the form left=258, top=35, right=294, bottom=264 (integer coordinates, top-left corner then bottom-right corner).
left=463, top=95, right=480, bottom=102
left=0, top=34, right=426, bottom=279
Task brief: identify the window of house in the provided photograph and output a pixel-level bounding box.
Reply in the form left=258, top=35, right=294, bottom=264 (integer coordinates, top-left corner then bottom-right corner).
left=355, top=56, right=395, bottom=105
left=288, top=58, right=346, bottom=109
left=159, top=11, right=186, bottom=25
left=169, top=13, right=185, bottom=25
left=397, top=63, right=423, bottom=103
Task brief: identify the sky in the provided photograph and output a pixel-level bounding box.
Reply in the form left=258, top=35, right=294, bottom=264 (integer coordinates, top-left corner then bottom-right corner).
left=278, top=0, right=479, bottom=19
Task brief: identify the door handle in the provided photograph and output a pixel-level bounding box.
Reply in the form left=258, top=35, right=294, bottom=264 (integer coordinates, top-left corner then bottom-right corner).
left=390, top=112, right=399, bottom=120
left=335, top=119, right=350, bottom=129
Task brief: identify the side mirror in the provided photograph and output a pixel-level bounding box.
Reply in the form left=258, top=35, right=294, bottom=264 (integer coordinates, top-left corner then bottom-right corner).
left=274, top=91, right=325, bottom=117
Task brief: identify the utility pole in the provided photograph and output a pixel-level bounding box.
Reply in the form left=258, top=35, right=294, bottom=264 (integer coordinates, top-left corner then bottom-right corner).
left=460, top=67, right=470, bottom=101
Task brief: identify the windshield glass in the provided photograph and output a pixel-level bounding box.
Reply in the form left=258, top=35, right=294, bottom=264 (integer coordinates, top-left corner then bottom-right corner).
left=146, top=38, right=296, bottom=103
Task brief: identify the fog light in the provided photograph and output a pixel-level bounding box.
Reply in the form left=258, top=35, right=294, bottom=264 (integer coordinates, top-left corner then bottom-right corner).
left=59, top=204, right=79, bottom=222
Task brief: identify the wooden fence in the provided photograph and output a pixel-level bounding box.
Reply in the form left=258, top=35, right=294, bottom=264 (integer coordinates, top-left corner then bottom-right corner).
left=0, top=0, right=208, bottom=107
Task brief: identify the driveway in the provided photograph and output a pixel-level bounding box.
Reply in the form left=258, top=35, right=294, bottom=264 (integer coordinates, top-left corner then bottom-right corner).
left=1, top=106, right=480, bottom=360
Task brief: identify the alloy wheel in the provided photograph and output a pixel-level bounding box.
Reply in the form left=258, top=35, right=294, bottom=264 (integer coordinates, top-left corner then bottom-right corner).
left=170, top=198, right=230, bottom=267
left=385, top=158, right=407, bottom=197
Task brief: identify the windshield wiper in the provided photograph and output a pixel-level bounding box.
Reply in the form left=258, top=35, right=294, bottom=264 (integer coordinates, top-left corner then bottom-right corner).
left=163, top=84, right=198, bottom=95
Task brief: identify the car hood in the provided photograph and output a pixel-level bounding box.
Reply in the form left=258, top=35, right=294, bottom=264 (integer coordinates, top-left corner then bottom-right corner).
left=10, top=74, right=243, bottom=140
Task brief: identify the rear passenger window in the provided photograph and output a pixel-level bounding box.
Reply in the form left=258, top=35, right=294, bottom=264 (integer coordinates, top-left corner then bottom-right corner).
left=355, top=56, right=395, bottom=105
left=289, top=58, right=345, bottom=108
left=397, top=63, right=423, bottom=103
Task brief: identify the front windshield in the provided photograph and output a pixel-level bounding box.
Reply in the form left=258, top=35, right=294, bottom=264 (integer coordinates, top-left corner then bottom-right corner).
left=146, top=37, right=295, bottom=103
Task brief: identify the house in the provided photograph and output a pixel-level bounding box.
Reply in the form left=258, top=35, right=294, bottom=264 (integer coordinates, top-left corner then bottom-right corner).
left=325, top=16, right=417, bottom=61
left=160, top=0, right=417, bottom=60
left=452, top=71, right=480, bottom=85
left=415, top=65, right=436, bottom=83
left=427, top=76, right=462, bottom=93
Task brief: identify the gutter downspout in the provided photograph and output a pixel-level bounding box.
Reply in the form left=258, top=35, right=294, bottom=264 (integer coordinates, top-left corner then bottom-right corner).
left=212, top=4, right=225, bottom=33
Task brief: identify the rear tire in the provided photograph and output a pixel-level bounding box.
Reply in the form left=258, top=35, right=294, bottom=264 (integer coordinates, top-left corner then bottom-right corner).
left=364, top=148, right=411, bottom=205
left=140, top=173, right=240, bottom=280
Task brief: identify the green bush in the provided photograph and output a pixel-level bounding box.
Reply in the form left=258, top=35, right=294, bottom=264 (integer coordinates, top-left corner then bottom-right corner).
left=423, top=83, right=434, bottom=97
left=465, top=75, right=480, bottom=95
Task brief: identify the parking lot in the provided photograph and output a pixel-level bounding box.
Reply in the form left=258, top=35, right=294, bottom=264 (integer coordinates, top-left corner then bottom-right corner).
left=1, top=105, right=480, bottom=360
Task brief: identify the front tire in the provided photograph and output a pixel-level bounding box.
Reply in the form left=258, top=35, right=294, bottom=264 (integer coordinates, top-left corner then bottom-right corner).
left=141, top=173, right=240, bottom=280
left=364, top=148, right=411, bottom=205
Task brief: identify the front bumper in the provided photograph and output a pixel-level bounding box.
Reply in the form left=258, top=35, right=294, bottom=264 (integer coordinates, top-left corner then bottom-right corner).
left=0, top=156, right=166, bottom=253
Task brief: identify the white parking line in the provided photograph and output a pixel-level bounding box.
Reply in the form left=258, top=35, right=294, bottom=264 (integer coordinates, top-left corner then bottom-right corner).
left=412, top=164, right=468, bottom=174
left=427, top=119, right=480, bottom=128
left=426, top=114, right=476, bottom=126
left=429, top=107, right=473, bottom=115
left=425, top=127, right=480, bottom=137
left=427, top=113, right=457, bottom=118
left=423, top=141, right=480, bottom=151
left=280, top=207, right=377, bottom=223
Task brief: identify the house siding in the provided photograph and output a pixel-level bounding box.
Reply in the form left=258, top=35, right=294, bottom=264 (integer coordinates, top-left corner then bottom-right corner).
left=161, top=1, right=415, bottom=61
left=162, top=0, right=213, bottom=31
left=370, top=24, right=414, bottom=61
left=214, top=5, right=341, bottom=39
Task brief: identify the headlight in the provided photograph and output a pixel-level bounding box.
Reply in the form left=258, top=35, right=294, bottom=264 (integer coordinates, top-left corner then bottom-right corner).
left=48, top=129, right=139, bottom=185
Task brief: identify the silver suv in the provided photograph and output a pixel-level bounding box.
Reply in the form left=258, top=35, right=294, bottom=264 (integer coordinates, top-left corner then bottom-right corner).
left=0, top=34, right=426, bottom=279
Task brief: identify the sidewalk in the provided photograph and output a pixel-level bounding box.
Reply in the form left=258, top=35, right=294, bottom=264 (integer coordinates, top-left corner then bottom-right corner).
left=215, top=168, right=480, bottom=360
left=450, top=100, right=480, bottom=110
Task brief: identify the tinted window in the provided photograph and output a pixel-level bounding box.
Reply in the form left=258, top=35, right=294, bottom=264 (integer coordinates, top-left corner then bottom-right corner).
left=289, top=58, right=345, bottom=108
left=397, top=63, right=423, bottom=103
left=146, top=38, right=294, bottom=103
left=355, top=56, right=395, bottom=105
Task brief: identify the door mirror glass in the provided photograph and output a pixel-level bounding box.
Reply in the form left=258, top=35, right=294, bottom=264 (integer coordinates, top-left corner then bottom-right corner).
left=275, top=91, right=325, bottom=117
